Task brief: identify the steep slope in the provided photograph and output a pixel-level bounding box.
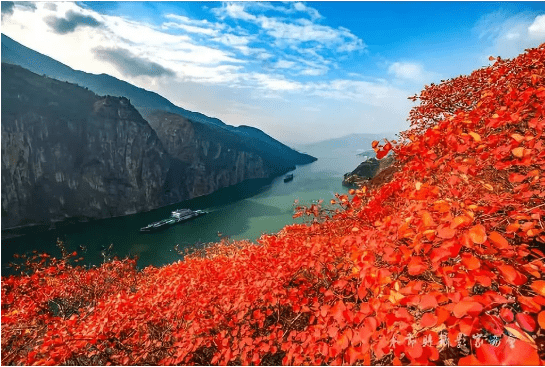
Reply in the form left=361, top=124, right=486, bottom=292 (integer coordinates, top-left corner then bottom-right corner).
left=145, top=111, right=269, bottom=203
left=1, top=63, right=170, bottom=228
left=143, top=112, right=316, bottom=200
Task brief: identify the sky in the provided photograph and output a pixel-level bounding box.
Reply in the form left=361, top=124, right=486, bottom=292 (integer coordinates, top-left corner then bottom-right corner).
left=2, top=1, right=545, bottom=146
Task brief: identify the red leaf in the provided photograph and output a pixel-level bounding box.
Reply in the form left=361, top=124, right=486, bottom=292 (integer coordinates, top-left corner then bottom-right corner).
left=405, top=340, right=423, bottom=360
left=512, top=147, right=524, bottom=158
left=498, top=265, right=527, bottom=286
left=453, top=301, right=483, bottom=318
left=346, top=346, right=360, bottom=365
left=500, top=308, right=514, bottom=323
left=407, top=256, right=428, bottom=276
left=488, top=231, right=509, bottom=249
left=516, top=313, right=536, bottom=332
left=421, top=312, right=438, bottom=328
left=508, top=173, right=526, bottom=183
left=435, top=307, right=451, bottom=326
left=461, top=253, right=480, bottom=270
left=518, top=295, right=541, bottom=313
left=530, top=280, right=545, bottom=297
left=459, top=354, right=482, bottom=365
left=376, top=148, right=389, bottom=160
left=468, top=224, right=487, bottom=244
left=538, top=311, right=545, bottom=330
left=420, top=294, right=438, bottom=310
left=330, top=300, right=347, bottom=323
left=437, top=225, right=456, bottom=239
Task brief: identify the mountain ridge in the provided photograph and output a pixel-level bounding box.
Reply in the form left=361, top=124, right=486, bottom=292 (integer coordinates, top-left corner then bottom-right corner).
left=1, top=32, right=313, bottom=160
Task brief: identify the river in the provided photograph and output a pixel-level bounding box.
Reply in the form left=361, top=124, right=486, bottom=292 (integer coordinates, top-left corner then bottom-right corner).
left=1, top=149, right=365, bottom=273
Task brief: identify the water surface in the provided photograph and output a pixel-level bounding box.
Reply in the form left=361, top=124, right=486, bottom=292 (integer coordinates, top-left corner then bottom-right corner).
left=2, top=150, right=364, bottom=272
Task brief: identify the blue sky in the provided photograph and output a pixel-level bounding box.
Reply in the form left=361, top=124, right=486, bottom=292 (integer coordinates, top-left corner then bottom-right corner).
left=2, top=2, right=545, bottom=145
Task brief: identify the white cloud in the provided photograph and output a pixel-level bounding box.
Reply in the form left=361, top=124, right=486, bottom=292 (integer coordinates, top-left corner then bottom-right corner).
left=257, top=16, right=364, bottom=53
left=162, top=13, right=223, bottom=36
left=230, top=2, right=322, bottom=21
left=249, top=73, right=303, bottom=91
left=292, top=2, right=322, bottom=21
left=214, top=2, right=256, bottom=22
left=388, top=61, right=440, bottom=85
left=390, top=62, right=421, bottom=80
left=274, top=60, right=297, bottom=69
left=309, top=79, right=411, bottom=110
left=213, top=2, right=364, bottom=54
left=213, top=32, right=252, bottom=46
left=529, top=14, right=545, bottom=39
left=162, top=22, right=218, bottom=36
left=474, top=11, right=545, bottom=60
left=300, top=68, right=326, bottom=76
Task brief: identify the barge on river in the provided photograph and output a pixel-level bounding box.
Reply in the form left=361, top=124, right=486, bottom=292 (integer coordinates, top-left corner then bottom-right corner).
left=140, top=209, right=207, bottom=233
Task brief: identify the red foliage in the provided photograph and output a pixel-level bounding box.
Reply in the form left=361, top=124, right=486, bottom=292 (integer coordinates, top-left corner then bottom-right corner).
left=3, top=44, right=545, bottom=365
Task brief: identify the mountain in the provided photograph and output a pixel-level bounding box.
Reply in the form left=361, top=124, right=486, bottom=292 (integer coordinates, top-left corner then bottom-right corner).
left=1, top=34, right=226, bottom=128
left=143, top=110, right=302, bottom=204
left=1, top=33, right=316, bottom=164
left=342, top=154, right=396, bottom=188
left=1, top=63, right=314, bottom=229
left=1, top=63, right=170, bottom=228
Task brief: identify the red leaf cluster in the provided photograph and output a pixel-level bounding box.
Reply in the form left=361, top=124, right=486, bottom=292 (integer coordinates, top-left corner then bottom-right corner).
left=3, top=44, right=545, bottom=365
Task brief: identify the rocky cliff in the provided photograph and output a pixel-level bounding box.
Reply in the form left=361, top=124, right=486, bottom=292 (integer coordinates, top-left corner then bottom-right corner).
left=342, top=155, right=395, bottom=188
left=2, top=63, right=170, bottom=228
left=145, top=111, right=269, bottom=203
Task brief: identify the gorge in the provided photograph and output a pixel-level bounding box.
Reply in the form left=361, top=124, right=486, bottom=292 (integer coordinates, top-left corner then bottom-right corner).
left=1, top=58, right=315, bottom=230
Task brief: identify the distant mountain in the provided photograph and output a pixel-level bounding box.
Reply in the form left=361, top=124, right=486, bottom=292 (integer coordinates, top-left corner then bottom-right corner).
left=298, top=133, right=396, bottom=158
left=230, top=125, right=315, bottom=168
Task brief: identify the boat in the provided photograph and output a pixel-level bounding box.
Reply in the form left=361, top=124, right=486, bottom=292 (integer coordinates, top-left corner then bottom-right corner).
left=284, top=173, right=294, bottom=183
left=140, top=209, right=207, bottom=233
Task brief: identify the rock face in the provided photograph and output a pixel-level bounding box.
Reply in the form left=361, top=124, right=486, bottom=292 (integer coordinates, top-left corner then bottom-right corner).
left=342, top=155, right=395, bottom=188
left=146, top=111, right=269, bottom=203
left=2, top=63, right=170, bottom=228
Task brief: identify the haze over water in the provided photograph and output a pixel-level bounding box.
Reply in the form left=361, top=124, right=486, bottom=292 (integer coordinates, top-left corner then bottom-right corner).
left=2, top=148, right=364, bottom=272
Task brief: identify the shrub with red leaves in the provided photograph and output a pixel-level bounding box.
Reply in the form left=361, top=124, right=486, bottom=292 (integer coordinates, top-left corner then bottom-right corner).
left=2, top=44, right=545, bottom=365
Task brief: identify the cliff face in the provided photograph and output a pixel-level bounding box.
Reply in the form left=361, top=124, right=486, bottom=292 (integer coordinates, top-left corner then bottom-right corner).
left=145, top=111, right=269, bottom=203
left=342, top=155, right=395, bottom=188
left=1, top=64, right=170, bottom=228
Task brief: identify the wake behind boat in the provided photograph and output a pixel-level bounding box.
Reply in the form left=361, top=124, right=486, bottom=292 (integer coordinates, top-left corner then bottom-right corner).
left=140, top=209, right=207, bottom=233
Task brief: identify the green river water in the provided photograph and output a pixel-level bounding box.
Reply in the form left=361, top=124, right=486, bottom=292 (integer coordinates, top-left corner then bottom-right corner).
left=1, top=150, right=364, bottom=273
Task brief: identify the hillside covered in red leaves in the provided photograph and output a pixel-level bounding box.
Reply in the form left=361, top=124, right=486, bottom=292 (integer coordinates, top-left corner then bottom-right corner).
left=2, top=44, right=545, bottom=366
